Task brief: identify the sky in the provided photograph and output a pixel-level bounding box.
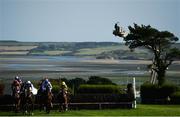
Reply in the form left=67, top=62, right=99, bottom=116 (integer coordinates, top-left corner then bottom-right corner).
left=0, top=0, right=180, bottom=42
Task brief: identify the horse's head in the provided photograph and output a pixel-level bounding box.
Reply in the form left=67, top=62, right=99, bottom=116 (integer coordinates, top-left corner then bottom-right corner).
left=25, top=87, right=33, bottom=98
left=45, top=85, right=50, bottom=92
left=13, top=85, right=20, bottom=93
left=13, top=87, right=21, bottom=99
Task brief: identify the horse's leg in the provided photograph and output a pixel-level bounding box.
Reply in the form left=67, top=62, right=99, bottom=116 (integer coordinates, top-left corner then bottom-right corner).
left=15, top=100, right=18, bottom=112
left=64, top=95, right=68, bottom=111
left=21, top=96, right=26, bottom=113
left=31, top=96, right=34, bottom=115
left=59, top=103, right=63, bottom=112
left=28, top=102, right=34, bottom=116
left=15, top=98, right=20, bottom=113
left=27, top=98, right=32, bottom=115
left=18, top=99, right=21, bottom=112
left=30, top=104, right=34, bottom=116
left=47, top=97, right=53, bottom=114
left=39, top=101, right=42, bottom=111
left=59, top=97, right=64, bottom=112
left=14, top=97, right=18, bottom=112
left=45, top=102, right=50, bottom=114
left=31, top=101, right=34, bottom=113
left=39, top=96, right=44, bottom=111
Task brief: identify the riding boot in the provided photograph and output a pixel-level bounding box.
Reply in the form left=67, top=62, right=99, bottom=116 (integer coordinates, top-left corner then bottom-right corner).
left=44, top=106, right=46, bottom=111
left=50, top=102, right=53, bottom=108
left=65, top=104, right=68, bottom=111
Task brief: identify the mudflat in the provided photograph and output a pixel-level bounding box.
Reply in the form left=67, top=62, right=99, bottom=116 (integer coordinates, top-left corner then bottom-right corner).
left=1, top=56, right=180, bottom=94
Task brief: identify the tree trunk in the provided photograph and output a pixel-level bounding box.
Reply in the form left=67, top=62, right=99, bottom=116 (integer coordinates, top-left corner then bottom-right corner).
left=157, top=69, right=166, bottom=86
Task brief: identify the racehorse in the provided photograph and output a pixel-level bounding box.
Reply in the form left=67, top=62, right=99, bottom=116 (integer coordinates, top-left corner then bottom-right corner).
left=44, top=86, right=53, bottom=113
left=36, top=89, right=44, bottom=111
left=58, top=88, right=68, bottom=112
left=21, top=87, right=34, bottom=115
left=12, top=86, right=21, bottom=113
left=37, top=86, right=53, bottom=114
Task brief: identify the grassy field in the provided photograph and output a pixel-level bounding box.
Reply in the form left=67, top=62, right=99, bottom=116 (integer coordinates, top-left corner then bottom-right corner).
left=0, top=51, right=29, bottom=55
left=0, top=46, right=37, bottom=51
left=0, top=46, right=37, bottom=55
left=0, top=104, right=180, bottom=116
left=74, top=45, right=126, bottom=55
left=0, top=42, right=150, bottom=58
left=30, top=50, right=72, bottom=55
left=43, top=50, right=71, bottom=55
left=74, top=45, right=145, bottom=56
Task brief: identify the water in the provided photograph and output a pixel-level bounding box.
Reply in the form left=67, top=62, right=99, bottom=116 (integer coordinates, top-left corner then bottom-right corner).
left=0, top=56, right=94, bottom=70
left=1, top=56, right=180, bottom=95
left=0, top=56, right=147, bottom=74
left=0, top=56, right=152, bottom=94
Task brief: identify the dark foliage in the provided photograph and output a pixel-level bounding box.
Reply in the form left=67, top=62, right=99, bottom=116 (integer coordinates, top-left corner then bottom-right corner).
left=0, top=95, right=14, bottom=105
left=170, top=92, right=180, bottom=104
left=113, top=23, right=180, bottom=86
left=87, top=76, right=115, bottom=85
left=71, top=94, right=134, bottom=103
left=77, top=84, right=122, bottom=94
left=0, top=82, right=5, bottom=96
left=68, top=78, right=86, bottom=94
left=141, top=82, right=178, bottom=104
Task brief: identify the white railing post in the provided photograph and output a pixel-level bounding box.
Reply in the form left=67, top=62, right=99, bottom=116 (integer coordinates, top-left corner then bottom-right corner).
left=133, top=77, right=136, bottom=108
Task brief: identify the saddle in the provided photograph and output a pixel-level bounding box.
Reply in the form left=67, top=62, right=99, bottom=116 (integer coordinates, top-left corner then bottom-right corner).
left=13, top=86, right=21, bottom=97
left=25, top=88, right=32, bottom=98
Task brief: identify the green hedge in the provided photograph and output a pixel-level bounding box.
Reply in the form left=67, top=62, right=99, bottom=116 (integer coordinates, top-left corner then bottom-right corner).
left=141, top=82, right=178, bottom=104
left=77, top=84, right=123, bottom=94
left=52, top=85, right=60, bottom=94
left=160, top=84, right=178, bottom=97
left=0, top=82, right=5, bottom=96
left=87, top=76, right=115, bottom=85
left=71, top=94, right=134, bottom=103
left=170, top=92, right=180, bottom=104
left=0, top=95, right=14, bottom=105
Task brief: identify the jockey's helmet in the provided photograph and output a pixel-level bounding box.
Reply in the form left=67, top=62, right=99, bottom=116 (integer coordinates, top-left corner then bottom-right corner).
left=27, top=81, right=31, bottom=84
left=45, top=79, right=49, bottom=83
left=14, top=80, right=20, bottom=86
left=62, top=81, right=66, bottom=86
left=15, top=76, right=19, bottom=80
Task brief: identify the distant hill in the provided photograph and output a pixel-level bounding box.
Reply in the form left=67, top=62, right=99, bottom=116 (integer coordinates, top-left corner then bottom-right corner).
left=0, top=41, right=180, bottom=60
left=0, top=40, right=19, bottom=42
left=0, top=40, right=38, bottom=46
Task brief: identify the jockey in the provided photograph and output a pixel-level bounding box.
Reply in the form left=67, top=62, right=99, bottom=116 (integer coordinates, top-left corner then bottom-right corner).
left=41, top=78, right=52, bottom=93
left=60, top=81, right=68, bottom=111
left=11, top=76, right=22, bottom=95
left=40, top=78, right=53, bottom=108
left=16, top=76, right=22, bottom=85
left=24, top=81, right=33, bottom=97
left=24, top=81, right=38, bottom=95
left=61, top=81, right=68, bottom=94
left=24, top=81, right=33, bottom=92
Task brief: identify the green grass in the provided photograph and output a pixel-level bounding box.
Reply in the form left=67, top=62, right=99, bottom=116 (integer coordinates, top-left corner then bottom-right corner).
left=30, top=50, right=72, bottom=55
left=1, top=104, right=180, bottom=116
left=0, top=51, right=29, bottom=55
left=43, top=50, right=72, bottom=55
left=0, top=46, right=37, bottom=51
left=75, top=45, right=125, bottom=55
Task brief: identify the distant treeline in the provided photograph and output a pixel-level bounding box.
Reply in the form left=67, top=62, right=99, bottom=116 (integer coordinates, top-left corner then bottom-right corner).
left=0, top=40, right=39, bottom=46
left=29, top=42, right=121, bottom=53
left=1, top=40, right=180, bottom=60
left=0, top=40, right=120, bottom=47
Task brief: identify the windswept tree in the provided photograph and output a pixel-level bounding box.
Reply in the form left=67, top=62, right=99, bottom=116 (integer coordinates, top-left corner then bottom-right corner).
left=113, top=23, right=180, bottom=86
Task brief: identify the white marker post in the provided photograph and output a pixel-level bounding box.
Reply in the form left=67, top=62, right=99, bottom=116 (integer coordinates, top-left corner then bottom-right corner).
left=133, top=77, right=136, bottom=108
